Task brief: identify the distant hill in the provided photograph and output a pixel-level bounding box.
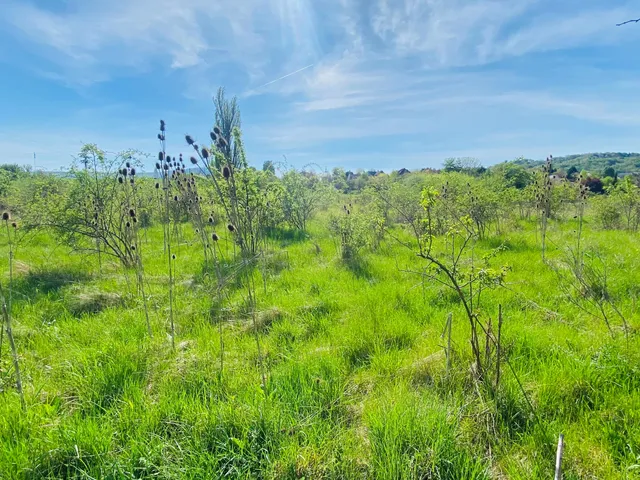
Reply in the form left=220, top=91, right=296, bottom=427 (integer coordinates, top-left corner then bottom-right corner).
left=513, top=153, right=640, bottom=176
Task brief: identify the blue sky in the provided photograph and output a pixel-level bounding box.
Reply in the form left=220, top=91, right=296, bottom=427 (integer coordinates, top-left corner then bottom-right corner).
left=1, top=0, right=640, bottom=172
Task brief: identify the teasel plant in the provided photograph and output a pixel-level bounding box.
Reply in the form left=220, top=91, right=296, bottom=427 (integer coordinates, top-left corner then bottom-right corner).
left=157, top=120, right=177, bottom=350
left=174, top=157, right=215, bottom=265
left=118, top=161, right=152, bottom=338
left=0, top=212, right=25, bottom=410
left=185, top=127, right=268, bottom=389
left=575, top=175, right=588, bottom=264
left=535, top=155, right=554, bottom=262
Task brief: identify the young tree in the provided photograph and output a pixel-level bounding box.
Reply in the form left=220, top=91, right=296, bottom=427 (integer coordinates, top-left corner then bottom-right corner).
left=282, top=170, right=326, bottom=232
left=26, top=144, right=144, bottom=266
left=213, top=87, right=242, bottom=169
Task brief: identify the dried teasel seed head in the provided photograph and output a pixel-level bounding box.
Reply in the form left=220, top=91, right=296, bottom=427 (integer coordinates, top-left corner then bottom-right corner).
left=126, top=161, right=131, bottom=168
left=163, top=164, right=169, bottom=170
left=190, top=156, right=198, bottom=165
left=126, top=221, right=131, bottom=228
left=155, top=182, right=160, bottom=189
left=217, top=136, right=228, bottom=148
left=11, top=222, right=16, bottom=229
left=130, top=178, right=134, bottom=185
left=213, top=126, right=222, bottom=136
left=195, top=228, right=200, bottom=233
left=210, top=131, right=217, bottom=142
left=131, top=245, right=136, bottom=251
left=208, top=216, right=214, bottom=223
left=155, top=162, right=161, bottom=170
left=129, top=209, right=135, bottom=217
left=118, top=176, right=124, bottom=184
left=1, top=212, right=9, bottom=221
left=172, top=254, right=176, bottom=260
left=201, top=147, right=209, bottom=159
left=160, top=120, right=166, bottom=131
left=212, top=233, right=219, bottom=241
left=158, top=152, right=164, bottom=161
left=222, top=165, right=231, bottom=179
left=174, top=195, right=179, bottom=201
left=185, top=135, right=195, bottom=145
left=130, top=167, right=136, bottom=176
left=133, top=217, right=138, bottom=223
left=227, top=224, right=235, bottom=232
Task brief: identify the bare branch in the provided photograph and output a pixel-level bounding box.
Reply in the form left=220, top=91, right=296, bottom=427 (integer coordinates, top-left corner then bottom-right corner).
left=617, top=18, right=640, bottom=26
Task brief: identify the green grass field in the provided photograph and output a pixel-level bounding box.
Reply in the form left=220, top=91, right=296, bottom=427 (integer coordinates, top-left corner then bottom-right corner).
left=1, top=210, right=639, bottom=479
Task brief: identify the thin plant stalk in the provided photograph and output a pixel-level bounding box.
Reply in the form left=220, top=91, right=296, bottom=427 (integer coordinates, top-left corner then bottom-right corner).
left=1, top=218, right=24, bottom=410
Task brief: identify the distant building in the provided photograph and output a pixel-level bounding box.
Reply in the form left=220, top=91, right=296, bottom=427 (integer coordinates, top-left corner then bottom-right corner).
left=397, top=168, right=410, bottom=175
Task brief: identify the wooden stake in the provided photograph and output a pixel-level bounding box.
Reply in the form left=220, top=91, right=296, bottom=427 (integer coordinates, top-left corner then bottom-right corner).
left=496, top=304, right=502, bottom=388
left=446, top=312, right=452, bottom=372
left=554, top=434, right=564, bottom=480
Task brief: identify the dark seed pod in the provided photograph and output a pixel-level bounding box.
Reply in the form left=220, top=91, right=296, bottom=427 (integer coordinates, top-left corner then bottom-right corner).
left=172, top=254, right=176, bottom=260
left=11, top=222, right=16, bottom=228
left=201, top=147, right=209, bottom=159
left=160, top=120, right=166, bottom=132
left=126, top=161, right=131, bottom=168
left=210, top=131, right=217, bottom=142
left=118, top=177, right=124, bottom=184
left=190, top=156, right=198, bottom=165
left=217, top=136, right=228, bottom=148
left=155, top=162, right=161, bottom=170
left=129, top=209, right=135, bottom=217
left=130, top=167, right=136, bottom=176
left=126, top=221, right=131, bottom=228
left=163, top=164, right=169, bottom=170
left=195, top=229, right=200, bottom=233
left=131, top=245, right=136, bottom=251
left=208, top=216, right=213, bottom=223
left=227, top=224, right=235, bottom=232
left=130, top=178, right=134, bottom=185
left=155, top=182, right=160, bottom=189
left=174, top=195, right=179, bottom=201
left=213, top=126, right=221, bottom=136
left=133, top=217, right=138, bottom=223
left=157, top=133, right=163, bottom=140
left=185, top=135, right=195, bottom=145
left=2, top=212, right=9, bottom=221
left=158, top=152, right=164, bottom=161
left=222, top=165, right=231, bottom=179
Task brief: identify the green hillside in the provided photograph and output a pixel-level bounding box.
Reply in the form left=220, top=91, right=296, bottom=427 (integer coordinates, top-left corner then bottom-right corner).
left=513, top=152, right=640, bottom=176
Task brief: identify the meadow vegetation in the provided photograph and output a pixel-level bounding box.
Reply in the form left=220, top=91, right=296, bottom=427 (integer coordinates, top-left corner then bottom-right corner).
left=1, top=93, right=640, bottom=479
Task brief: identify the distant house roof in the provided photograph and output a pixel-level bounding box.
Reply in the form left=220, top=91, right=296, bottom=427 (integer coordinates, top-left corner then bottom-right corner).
left=397, top=168, right=410, bottom=175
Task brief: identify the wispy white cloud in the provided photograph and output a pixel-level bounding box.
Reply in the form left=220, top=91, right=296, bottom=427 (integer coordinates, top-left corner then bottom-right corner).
left=1, top=0, right=324, bottom=86
left=2, top=0, right=640, bottom=171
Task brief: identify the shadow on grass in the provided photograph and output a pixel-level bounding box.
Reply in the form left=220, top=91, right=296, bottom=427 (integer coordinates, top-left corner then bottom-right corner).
left=264, top=226, right=308, bottom=246
left=12, top=267, right=92, bottom=300
left=343, top=256, right=373, bottom=280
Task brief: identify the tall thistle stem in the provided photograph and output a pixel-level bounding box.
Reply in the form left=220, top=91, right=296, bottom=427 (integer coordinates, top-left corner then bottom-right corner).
left=2, top=214, right=25, bottom=410
left=158, top=121, right=176, bottom=350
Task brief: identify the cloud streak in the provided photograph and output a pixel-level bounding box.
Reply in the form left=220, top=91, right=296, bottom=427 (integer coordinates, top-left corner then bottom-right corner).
left=1, top=0, right=640, bottom=171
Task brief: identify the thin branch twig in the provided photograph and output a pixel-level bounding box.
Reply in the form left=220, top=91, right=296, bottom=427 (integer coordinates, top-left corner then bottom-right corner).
left=617, top=18, right=640, bottom=26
